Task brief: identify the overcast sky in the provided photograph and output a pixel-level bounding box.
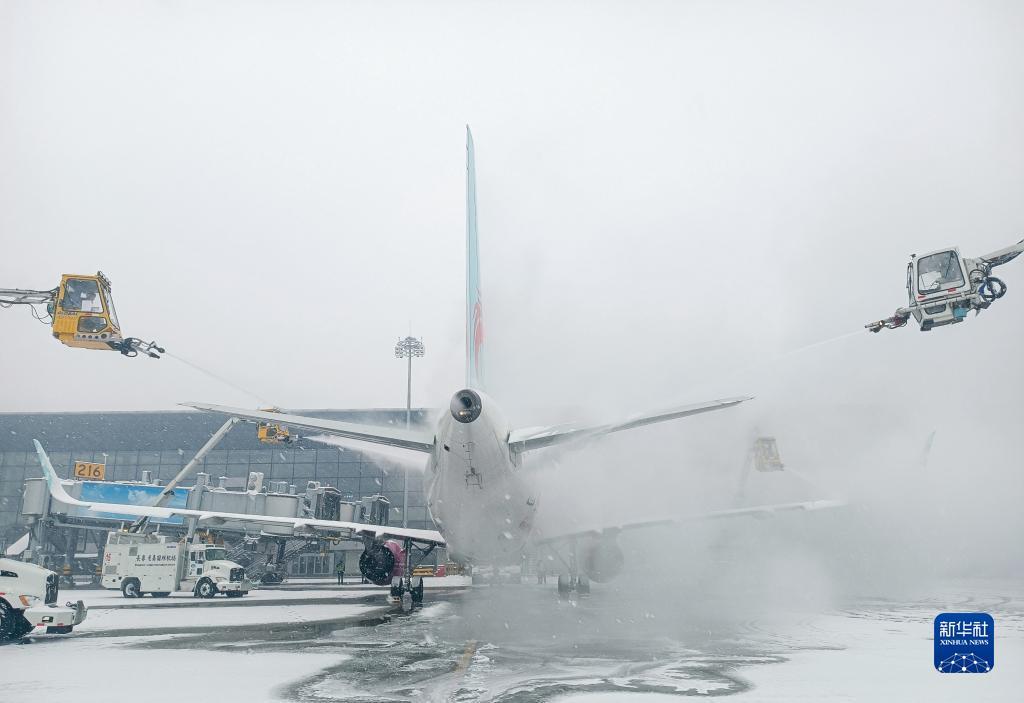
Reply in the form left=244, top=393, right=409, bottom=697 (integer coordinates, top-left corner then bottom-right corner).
left=2, top=1, right=1022, bottom=437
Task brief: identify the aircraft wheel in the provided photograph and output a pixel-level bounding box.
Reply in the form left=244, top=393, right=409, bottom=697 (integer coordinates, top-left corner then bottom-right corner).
left=121, top=578, right=142, bottom=598
left=556, top=574, right=571, bottom=599
left=411, top=577, right=425, bottom=604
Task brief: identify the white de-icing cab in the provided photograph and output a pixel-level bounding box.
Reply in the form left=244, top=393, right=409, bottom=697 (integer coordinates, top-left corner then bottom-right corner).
left=867, top=238, right=1024, bottom=332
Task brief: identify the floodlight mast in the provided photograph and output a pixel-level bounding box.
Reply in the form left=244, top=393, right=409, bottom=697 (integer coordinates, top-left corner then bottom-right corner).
left=394, top=336, right=425, bottom=528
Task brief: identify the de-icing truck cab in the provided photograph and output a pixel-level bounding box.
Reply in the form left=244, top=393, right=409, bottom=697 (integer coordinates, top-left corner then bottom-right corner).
left=867, top=238, right=1024, bottom=333
left=0, top=557, right=87, bottom=641
left=102, top=532, right=249, bottom=598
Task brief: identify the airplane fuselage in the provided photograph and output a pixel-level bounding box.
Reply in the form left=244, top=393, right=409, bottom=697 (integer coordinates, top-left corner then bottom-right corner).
left=424, top=389, right=537, bottom=563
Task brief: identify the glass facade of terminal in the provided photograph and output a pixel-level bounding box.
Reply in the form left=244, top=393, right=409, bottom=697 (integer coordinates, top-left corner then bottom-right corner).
left=0, top=410, right=432, bottom=550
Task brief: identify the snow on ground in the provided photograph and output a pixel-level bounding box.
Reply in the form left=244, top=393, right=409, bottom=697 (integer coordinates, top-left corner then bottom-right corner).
left=2, top=635, right=344, bottom=703
left=545, top=580, right=1024, bottom=702
left=726, top=608, right=1023, bottom=702
left=1, top=587, right=393, bottom=703
left=76, top=600, right=383, bottom=633
left=3, top=580, right=1020, bottom=702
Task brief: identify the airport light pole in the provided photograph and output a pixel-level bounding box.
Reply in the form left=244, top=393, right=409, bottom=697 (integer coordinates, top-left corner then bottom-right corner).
left=394, top=336, right=425, bottom=528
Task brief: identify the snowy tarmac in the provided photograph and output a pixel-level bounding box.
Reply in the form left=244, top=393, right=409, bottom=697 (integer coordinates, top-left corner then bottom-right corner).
left=1, top=579, right=1020, bottom=702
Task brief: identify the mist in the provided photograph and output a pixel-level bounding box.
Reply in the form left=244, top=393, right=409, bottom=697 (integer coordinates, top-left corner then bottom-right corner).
left=2, top=0, right=1023, bottom=678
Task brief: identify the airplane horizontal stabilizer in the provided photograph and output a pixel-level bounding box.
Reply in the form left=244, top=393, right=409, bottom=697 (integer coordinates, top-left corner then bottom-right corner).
left=182, top=403, right=436, bottom=453
left=33, top=440, right=445, bottom=546
left=508, top=396, right=753, bottom=454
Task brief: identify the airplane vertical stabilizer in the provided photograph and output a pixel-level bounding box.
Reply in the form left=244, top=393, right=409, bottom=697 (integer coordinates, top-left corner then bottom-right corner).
left=466, top=126, right=485, bottom=390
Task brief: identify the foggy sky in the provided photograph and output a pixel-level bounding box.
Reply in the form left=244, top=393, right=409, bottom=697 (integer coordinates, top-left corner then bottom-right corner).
left=2, top=0, right=1022, bottom=440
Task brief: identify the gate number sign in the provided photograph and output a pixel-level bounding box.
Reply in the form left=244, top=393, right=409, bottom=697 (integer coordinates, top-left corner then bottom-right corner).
left=73, top=461, right=106, bottom=480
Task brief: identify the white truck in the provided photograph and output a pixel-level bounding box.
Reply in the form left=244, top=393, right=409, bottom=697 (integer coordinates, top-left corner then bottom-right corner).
left=0, top=557, right=87, bottom=641
left=102, top=532, right=250, bottom=598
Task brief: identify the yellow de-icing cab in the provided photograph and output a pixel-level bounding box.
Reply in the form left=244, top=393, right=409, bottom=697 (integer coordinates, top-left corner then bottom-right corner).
left=257, top=423, right=294, bottom=444
left=48, top=272, right=164, bottom=358
left=50, top=272, right=122, bottom=351
left=256, top=408, right=295, bottom=444
left=2, top=271, right=163, bottom=357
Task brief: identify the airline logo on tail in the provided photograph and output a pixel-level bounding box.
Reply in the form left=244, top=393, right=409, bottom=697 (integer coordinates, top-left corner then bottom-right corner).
left=471, top=291, right=484, bottom=383
left=466, top=126, right=485, bottom=390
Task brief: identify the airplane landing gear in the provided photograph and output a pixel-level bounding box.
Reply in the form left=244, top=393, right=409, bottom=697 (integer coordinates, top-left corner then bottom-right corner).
left=389, top=539, right=433, bottom=608
left=550, top=538, right=592, bottom=599
left=557, top=574, right=571, bottom=599
left=556, top=573, right=590, bottom=599
left=576, top=574, right=590, bottom=596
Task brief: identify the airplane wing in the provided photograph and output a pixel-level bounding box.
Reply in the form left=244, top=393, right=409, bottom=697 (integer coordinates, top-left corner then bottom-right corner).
left=978, top=238, right=1024, bottom=268
left=182, top=403, right=436, bottom=453
left=508, top=396, right=752, bottom=454
left=533, top=498, right=847, bottom=544
left=33, top=440, right=445, bottom=546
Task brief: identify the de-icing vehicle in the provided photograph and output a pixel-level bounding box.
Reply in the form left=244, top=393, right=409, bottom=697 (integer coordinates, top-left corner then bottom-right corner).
left=867, top=238, right=1024, bottom=332
left=0, top=271, right=164, bottom=357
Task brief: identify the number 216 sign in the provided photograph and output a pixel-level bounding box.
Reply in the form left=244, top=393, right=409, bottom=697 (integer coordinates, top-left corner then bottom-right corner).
left=73, top=461, right=106, bottom=480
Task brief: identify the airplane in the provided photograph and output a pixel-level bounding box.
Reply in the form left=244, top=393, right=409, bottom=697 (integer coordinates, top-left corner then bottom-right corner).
left=33, top=127, right=843, bottom=603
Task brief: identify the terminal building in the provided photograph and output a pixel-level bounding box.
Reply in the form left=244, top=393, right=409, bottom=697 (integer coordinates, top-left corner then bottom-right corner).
left=0, top=409, right=432, bottom=579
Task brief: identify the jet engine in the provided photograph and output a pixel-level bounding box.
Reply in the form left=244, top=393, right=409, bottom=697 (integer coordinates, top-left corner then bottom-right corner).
left=579, top=536, right=625, bottom=583
left=359, top=540, right=403, bottom=585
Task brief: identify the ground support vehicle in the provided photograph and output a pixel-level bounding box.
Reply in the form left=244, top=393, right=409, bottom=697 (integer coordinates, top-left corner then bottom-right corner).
left=102, top=532, right=249, bottom=598
left=0, top=557, right=87, bottom=641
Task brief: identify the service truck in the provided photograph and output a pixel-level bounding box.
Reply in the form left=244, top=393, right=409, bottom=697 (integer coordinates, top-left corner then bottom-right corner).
left=102, top=532, right=249, bottom=598
left=0, top=556, right=87, bottom=641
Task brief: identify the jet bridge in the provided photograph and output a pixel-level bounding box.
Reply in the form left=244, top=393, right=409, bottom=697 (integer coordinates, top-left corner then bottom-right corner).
left=17, top=472, right=390, bottom=584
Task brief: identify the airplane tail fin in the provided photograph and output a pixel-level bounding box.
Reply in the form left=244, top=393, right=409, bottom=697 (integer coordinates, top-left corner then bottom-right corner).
left=466, top=125, right=485, bottom=390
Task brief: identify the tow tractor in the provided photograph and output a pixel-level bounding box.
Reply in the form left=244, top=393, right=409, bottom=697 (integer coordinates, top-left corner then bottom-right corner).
left=867, top=238, right=1024, bottom=332
left=0, top=557, right=87, bottom=642
left=0, top=271, right=164, bottom=357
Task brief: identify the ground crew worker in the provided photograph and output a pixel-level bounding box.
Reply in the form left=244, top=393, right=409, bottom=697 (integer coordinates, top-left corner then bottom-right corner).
left=336, top=555, right=346, bottom=585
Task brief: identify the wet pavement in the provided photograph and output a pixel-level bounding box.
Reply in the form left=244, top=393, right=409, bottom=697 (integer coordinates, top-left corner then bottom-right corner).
left=5, top=580, right=1022, bottom=702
